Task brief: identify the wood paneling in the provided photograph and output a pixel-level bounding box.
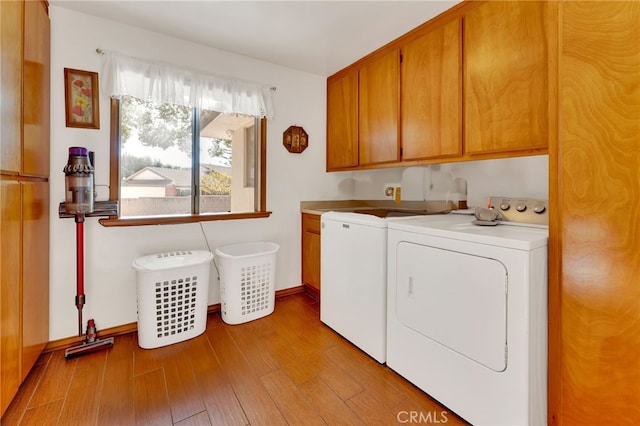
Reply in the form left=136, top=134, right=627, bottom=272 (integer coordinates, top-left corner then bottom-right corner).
left=464, top=1, right=550, bottom=155
left=402, top=18, right=462, bottom=160
left=326, top=70, right=358, bottom=170
left=359, top=49, right=400, bottom=165
left=549, top=2, right=640, bottom=425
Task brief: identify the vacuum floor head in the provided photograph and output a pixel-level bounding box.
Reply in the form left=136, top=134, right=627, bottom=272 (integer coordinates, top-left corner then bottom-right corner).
left=64, top=337, right=114, bottom=359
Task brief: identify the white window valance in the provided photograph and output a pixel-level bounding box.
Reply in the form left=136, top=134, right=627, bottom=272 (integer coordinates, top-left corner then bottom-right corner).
left=101, top=50, right=275, bottom=119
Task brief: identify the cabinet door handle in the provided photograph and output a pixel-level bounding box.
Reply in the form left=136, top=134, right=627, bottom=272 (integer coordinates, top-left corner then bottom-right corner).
left=408, top=276, right=414, bottom=298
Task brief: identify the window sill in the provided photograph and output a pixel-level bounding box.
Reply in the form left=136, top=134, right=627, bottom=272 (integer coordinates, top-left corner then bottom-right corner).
left=99, top=211, right=272, bottom=227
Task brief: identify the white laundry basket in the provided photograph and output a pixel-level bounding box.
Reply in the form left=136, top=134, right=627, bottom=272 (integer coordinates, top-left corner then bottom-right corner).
left=132, top=250, right=213, bottom=349
left=215, top=242, right=279, bottom=325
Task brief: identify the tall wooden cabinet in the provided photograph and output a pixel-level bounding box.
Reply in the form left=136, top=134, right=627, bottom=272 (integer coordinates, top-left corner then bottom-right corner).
left=0, top=0, right=50, bottom=417
left=549, top=2, right=640, bottom=424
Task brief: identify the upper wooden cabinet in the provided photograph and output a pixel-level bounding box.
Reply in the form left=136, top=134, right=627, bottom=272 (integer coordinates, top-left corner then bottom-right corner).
left=327, top=70, right=358, bottom=169
left=326, top=49, right=400, bottom=171
left=0, top=0, right=50, bottom=177
left=325, top=1, right=550, bottom=171
left=359, top=49, right=400, bottom=165
left=463, top=1, right=550, bottom=155
left=0, top=0, right=23, bottom=174
left=23, top=0, right=51, bottom=177
left=401, top=18, right=462, bottom=161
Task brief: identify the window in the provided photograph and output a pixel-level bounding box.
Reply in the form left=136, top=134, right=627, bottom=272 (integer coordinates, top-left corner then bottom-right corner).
left=99, top=50, right=274, bottom=226
left=104, top=97, right=269, bottom=226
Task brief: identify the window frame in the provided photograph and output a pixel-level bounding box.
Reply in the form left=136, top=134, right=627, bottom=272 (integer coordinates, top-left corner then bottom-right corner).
left=99, top=98, right=271, bottom=227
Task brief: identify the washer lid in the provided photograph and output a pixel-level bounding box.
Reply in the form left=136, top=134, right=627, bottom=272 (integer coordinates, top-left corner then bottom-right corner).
left=388, top=214, right=548, bottom=250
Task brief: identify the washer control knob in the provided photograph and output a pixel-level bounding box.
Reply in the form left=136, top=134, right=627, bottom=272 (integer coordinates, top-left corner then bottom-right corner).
left=515, top=203, right=527, bottom=212
left=533, top=203, right=546, bottom=214
left=499, top=202, right=511, bottom=211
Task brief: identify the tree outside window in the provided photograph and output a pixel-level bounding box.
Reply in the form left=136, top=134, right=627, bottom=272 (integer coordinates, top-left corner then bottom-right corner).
left=117, top=95, right=258, bottom=218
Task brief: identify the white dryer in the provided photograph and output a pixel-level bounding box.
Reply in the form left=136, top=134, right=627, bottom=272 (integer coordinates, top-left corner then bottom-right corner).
left=386, top=198, right=548, bottom=426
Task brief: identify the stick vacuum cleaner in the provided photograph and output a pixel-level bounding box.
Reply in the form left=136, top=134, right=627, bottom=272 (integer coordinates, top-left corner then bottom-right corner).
left=62, top=147, right=114, bottom=359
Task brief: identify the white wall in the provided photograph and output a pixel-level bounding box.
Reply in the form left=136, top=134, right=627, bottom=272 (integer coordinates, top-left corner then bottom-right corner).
left=440, top=155, right=548, bottom=207
left=49, top=7, right=347, bottom=340
left=351, top=156, right=548, bottom=205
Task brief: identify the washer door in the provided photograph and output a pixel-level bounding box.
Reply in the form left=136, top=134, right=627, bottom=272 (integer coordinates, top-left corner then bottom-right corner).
left=395, top=242, right=508, bottom=372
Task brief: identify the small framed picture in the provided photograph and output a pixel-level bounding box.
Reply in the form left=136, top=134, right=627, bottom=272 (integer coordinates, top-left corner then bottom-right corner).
left=64, top=68, right=100, bottom=129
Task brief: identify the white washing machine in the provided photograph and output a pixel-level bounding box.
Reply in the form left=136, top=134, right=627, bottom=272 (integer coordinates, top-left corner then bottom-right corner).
left=320, top=211, right=390, bottom=363
left=386, top=197, right=549, bottom=426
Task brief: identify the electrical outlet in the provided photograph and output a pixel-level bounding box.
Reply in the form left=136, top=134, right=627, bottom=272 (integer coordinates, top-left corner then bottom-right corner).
left=384, top=186, right=394, bottom=198
left=383, top=183, right=400, bottom=198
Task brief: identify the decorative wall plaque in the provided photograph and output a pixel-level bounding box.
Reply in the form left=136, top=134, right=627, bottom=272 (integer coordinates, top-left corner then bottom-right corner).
left=283, top=125, right=308, bottom=153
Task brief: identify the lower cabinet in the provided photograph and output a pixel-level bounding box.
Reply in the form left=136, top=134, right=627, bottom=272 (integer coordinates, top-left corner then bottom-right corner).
left=1, top=181, right=22, bottom=414
left=21, top=181, right=50, bottom=378
left=301, top=213, right=321, bottom=297
left=0, top=180, right=49, bottom=416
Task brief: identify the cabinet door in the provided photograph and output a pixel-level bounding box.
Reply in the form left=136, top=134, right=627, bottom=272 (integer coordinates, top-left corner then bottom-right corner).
left=21, top=181, right=49, bottom=379
left=301, top=214, right=321, bottom=292
left=402, top=18, right=462, bottom=160
left=1, top=180, right=21, bottom=415
left=0, top=0, right=22, bottom=174
left=359, top=49, right=400, bottom=165
left=23, top=0, right=50, bottom=177
left=550, top=2, right=640, bottom=424
left=464, top=1, right=549, bottom=154
left=327, top=70, right=358, bottom=170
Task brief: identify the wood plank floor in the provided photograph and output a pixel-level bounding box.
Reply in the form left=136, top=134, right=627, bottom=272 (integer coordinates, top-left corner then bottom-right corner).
left=2, top=293, right=468, bottom=425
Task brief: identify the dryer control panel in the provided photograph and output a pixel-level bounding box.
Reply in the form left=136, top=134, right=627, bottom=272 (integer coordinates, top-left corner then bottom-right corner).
left=488, top=197, right=548, bottom=226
